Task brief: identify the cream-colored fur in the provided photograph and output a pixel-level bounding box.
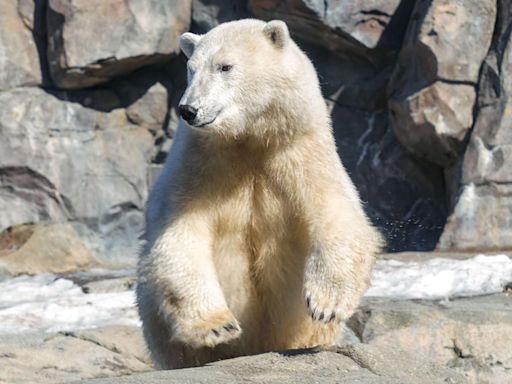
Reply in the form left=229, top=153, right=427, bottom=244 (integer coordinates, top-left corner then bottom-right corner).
left=136, top=19, right=383, bottom=369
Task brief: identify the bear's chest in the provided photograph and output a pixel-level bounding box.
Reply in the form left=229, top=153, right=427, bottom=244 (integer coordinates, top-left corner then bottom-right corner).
left=211, top=172, right=308, bottom=259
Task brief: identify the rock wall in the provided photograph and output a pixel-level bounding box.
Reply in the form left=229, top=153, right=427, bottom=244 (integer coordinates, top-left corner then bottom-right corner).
left=0, top=0, right=510, bottom=265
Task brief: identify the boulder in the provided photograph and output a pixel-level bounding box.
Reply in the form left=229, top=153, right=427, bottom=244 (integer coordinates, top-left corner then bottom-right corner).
left=0, top=223, right=98, bottom=276
left=349, top=294, right=512, bottom=384
left=46, top=0, right=192, bottom=89
left=388, top=0, right=497, bottom=166
left=389, top=82, right=476, bottom=166
left=0, top=0, right=42, bottom=89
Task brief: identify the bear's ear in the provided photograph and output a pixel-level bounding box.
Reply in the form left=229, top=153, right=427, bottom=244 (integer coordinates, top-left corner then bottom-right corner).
left=263, top=20, right=289, bottom=49
left=180, top=32, right=201, bottom=58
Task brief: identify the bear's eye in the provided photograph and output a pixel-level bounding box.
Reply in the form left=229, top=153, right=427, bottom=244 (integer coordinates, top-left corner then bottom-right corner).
left=219, top=64, right=233, bottom=72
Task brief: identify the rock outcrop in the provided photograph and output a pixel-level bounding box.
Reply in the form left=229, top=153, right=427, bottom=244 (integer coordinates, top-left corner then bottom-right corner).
left=438, top=0, right=512, bottom=251
left=350, top=294, right=512, bottom=384
left=0, top=0, right=511, bottom=261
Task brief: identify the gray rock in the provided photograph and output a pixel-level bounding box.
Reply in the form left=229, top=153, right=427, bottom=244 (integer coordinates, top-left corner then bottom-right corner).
left=0, top=0, right=42, bottom=89
left=438, top=0, right=512, bottom=250
left=0, top=87, right=155, bottom=264
left=46, top=0, right=192, bottom=89
left=0, top=326, right=151, bottom=384
left=249, top=0, right=414, bottom=52
left=438, top=183, right=512, bottom=251
left=388, top=0, right=496, bottom=166
left=349, top=294, right=512, bottom=384
left=71, top=344, right=466, bottom=384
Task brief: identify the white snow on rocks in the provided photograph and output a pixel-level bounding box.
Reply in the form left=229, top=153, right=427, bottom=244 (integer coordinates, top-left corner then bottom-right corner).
left=0, top=274, right=140, bottom=335
left=0, top=255, right=510, bottom=334
left=366, top=254, right=512, bottom=299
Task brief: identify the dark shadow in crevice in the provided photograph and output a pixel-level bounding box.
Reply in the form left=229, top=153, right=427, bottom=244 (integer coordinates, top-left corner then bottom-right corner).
left=32, top=0, right=52, bottom=88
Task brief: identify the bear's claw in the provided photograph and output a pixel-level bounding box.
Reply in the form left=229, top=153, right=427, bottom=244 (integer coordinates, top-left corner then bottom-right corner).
left=172, top=309, right=242, bottom=348
left=305, top=293, right=338, bottom=324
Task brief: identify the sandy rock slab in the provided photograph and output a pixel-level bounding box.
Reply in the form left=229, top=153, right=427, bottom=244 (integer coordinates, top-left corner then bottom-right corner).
left=0, top=223, right=99, bottom=276
left=350, top=294, right=512, bottom=384
left=0, top=326, right=151, bottom=384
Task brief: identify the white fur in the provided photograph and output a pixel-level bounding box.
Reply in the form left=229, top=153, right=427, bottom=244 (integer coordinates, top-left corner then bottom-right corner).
left=137, top=19, right=383, bottom=369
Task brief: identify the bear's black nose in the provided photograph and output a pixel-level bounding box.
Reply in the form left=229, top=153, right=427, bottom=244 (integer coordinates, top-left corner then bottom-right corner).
left=178, top=105, right=198, bottom=124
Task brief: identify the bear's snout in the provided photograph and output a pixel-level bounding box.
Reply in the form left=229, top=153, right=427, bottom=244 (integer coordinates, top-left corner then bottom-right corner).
left=179, top=104, right=198, bottom=124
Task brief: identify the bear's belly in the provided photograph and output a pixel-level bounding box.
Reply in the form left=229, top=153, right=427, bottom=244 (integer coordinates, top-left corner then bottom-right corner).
left=210, top=178, right=310, bottom=349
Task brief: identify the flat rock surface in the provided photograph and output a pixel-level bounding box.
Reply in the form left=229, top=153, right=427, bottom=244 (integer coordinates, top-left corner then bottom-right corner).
left=0, top=326, right=151, bottom=384
left=71, top=344, right=466, bottom=384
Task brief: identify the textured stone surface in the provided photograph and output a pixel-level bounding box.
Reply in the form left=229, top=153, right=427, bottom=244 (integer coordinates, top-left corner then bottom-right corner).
left=388, top=0, right=496, bottom=166
left=438, top=0, right=512, bottom=250
left=389, top=82, right=476, bottom=166
left=46, top=0, right=192, bottom=89
left=350, top=294, right=512, bottom=384
left=438, top=183, right=512, bottom=251
left=73, top=344, right=466, bottom=384
left=0, top=326, right=151, bottom=384
left=0, top=223, right=98, bottom=276
left=0, top=87, right=155, bottom=263
left=0, top=0, right=42, bottom=89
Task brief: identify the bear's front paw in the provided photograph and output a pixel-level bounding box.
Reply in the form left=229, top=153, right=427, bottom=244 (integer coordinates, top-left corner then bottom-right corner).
left=172, top=309, right=242, bottom=348
left=303, top=278, right=358, bottom=325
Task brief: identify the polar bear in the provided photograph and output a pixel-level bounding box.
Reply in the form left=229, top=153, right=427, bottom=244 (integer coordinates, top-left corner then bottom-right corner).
left=136, top=19, right=383, bottom=369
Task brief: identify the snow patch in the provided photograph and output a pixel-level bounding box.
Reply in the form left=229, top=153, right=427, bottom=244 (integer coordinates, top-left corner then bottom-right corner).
left=366, top=254, right=512, bottom=299
left=0, top=274, right=140, bottom=335
left=0, top=255, right=510, bottom=335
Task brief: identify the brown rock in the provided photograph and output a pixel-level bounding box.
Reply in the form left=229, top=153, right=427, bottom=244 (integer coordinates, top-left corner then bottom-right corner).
left=0, top=223, right=98, bottom=275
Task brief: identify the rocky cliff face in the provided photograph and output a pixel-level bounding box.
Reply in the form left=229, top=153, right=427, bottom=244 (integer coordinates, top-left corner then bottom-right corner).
left=0, top=0, right=510, bottom=265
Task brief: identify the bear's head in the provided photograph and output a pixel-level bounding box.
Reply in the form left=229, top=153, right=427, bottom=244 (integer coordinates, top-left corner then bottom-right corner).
left=178, top=19, right=324, bottom=140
